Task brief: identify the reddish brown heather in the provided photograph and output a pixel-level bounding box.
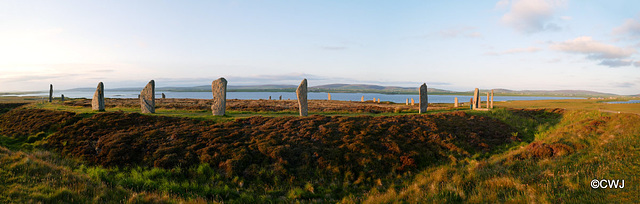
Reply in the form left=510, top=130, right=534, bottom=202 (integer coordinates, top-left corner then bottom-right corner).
left=0, top=108, right=78, bottom=137
left=64, top=98, right=449, bottom=113
left=42, top=110, right=517, bottom=180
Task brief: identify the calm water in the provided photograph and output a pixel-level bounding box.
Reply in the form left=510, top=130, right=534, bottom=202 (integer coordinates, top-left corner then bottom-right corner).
left=7, top=91, right=584, bottom=104
left=606, top=100, right=640, bottom=104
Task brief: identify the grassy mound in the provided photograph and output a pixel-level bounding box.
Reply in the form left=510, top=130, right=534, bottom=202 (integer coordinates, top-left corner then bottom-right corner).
left=45, top=111, right=517, bottom=186
left=351, top=110, right=640, bottom=203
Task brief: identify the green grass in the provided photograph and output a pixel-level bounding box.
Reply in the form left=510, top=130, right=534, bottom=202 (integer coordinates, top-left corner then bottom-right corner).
left=497, top=98, right=640, bottom=114
left=1, top=100, right=638, bottom=203
left=347, top=110, right=640, bottom=203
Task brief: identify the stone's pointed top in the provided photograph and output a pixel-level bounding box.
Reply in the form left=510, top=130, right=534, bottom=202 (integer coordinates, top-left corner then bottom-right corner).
left=213, top=77, right=227, bottom=84
left=299, top=78, right=307, bottom=87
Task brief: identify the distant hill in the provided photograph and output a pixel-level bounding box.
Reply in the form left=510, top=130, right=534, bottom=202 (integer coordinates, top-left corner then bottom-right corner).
left=310, top=84, right=455, bottom=94
left=60, top=83, right=621, bottom=97
left=487, top=89, right=617, bottom=97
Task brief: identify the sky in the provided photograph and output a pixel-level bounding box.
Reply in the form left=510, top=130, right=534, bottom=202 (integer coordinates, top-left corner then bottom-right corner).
left=1, top=0, right=640, bottom=95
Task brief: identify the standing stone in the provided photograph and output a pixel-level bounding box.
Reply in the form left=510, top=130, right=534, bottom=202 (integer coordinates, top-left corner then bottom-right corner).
left=92, top=82, right=105, bottom=111
left=406, top=98, right=409, bottom=105
left=140, top=80, right=155, bottom=113
left=48, top=84, right=53, bottom=102
left=211, top=77, right=227, bottom=116
left=269, top=96, right=272, bottom=100
left=328, top=93, right=331, bottom=101
left=279, top=95, right=282, bottom=100
left=491, top=89, right=494, bottom=109
left=296, top=79, right=308, bottom=116
left=473, top=88, right=480, bottom=109
left=454, top=97, right=458, bottom=107
left=373, top=97, right=376, bottom=102
left=162, top=93, right=166, bottom=99
left=470, top=98, right=473, bottom=109
left=419, top=83, right=428, bottom=113
left=411, top=98, right=415, bottom=106
left=487, top=92, right=490, bottom=109
left=376, top=98, right=379, bottom=103
left=361, top=96, right=364, bottom=102
left=61, top=94, right=65, bottom=102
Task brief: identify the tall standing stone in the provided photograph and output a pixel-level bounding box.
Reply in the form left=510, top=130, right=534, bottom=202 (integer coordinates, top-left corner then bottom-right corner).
left=419, top=83, right=428, bottom=113
left=377, top=98, right=380, bottom=103
left=361, top=96, right=364, bottom=102
left=373, top=97, right=376, bottom=102
left=454, top=97, right=458, bottom=107
left=296, top=79, right=308, bottom=116
left=470, top=98, right=473, bottom=109
left=269, top=96, right=272, bottom=100
left=162, top=93, right=166, bottom=99
left=411, top=98, right=415, bottom=106
left=140, top=80, right=155, bottom=113
left=211, top=77, right=227, bottom=116
left=487, top=92, right=490, bottom=109
left=491, top=89, right=494, bottom=109
left=61, top=94, right=65, bottom=102
left=473, top=88, right=480, bottom=109
left=328, top=93, right=331, bottom=101
left=48, top=84, right=53, bottom=102
left=92, top=82, right=105, bottom=111
left=406, top=98, right=409, bottom=105
left=279, top=95, right=282, bottom=100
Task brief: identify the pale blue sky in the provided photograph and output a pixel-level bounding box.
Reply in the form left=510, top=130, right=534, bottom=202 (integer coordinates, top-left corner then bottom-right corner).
left=1, top=0, right=639, bottom=94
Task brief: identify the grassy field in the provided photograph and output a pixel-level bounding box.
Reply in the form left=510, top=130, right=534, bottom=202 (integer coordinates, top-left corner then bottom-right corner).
left=496, top=98, right=640, bottom=114
left=0, top=97, right=638, bottom=203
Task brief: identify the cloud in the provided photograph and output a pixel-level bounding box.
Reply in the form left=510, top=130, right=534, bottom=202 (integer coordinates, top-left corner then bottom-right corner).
left=485, top=46, right=541, bottom=55
left=559, top=16, right=572, bottom=20
left=495, top=0, right=511, bottom=9
left=500, top=0, right=567, bottom=33
left=550, top=36, right=636, bottom=59
left=439, top=27, right=483, bottom=38
left=611, top=82, right=634, bottom=88
left=599, top=59, right=633, bottom=67
left=613, top=18, right=640, bottom=39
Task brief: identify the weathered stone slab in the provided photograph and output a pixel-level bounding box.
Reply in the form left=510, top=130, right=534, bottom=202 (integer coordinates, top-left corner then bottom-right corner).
left=92, top=82, right=105, bottom=111
left=406, top=98, right=409, bottom=105
left=377, top=98, right=380, bottom=103
left=140, top=80, right=155, bottom=113
left=61, top=94, right=65, bottom=102
left=491, top=89, right=494, bottom=109
left=361, top=96, right=364, bottom=102
left=487, top=92, right=490, bottom=109
left=454, top=97, right=458, bottom=107
left=328, top=93, right=331, bottom=100
left=419, top=83, right=428, bottom=113
left=49, top=84, right=53, bottom=102
left=470, top=98, right=473, bottom=109
left=279, top=95, right=282, bottom=100
left=411, top=98, right=415, bottom=106
left=296, top=79, right=308, bottom=116
left=473, top=88, right=480, bottom=109
left=269, top=96, right=272, bottom=100
left=162, top=93, right=166, bottom=99
left=211, top=77, right=227, bottom=116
